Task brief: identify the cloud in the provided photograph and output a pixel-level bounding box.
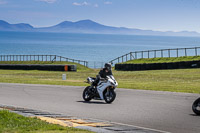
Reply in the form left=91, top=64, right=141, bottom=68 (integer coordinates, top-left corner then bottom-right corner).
left=73, top=1, right=99, bottom=7
left=73, top=1, right=90, bottom=6
left=0, top=0, right=7, bottom=5
left=104, top=1, right=112, bottom=5
left=94, top=4, right=98, bottom=8
left=36, top=0, right=57, bottom=4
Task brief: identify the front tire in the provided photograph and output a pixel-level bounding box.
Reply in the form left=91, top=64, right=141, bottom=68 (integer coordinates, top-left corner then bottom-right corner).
left=192, top=97, right=200, bottom=115
left=83, top=86, right=92, bottom=101
left=103, top=88, right=116, bottom=104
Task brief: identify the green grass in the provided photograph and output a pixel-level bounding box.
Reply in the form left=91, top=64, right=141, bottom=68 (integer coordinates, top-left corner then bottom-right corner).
left=0, top=60, right=200, bottom=93
left=115, top=69, right=200, bottom=93
left=122, top=56, right=200, bottom=64
left=0, top=110, right=92, bottom=133
left=0, top=68, right=200, bottom=93
left=0, top=69, right=95, bottom=86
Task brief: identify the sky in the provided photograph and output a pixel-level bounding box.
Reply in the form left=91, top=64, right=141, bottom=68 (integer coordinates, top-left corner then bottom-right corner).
left=0, top=0, right=200, bottom=32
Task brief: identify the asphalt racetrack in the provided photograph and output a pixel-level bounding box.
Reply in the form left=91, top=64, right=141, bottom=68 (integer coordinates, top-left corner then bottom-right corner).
left=0, top=83, right=199, bottom=133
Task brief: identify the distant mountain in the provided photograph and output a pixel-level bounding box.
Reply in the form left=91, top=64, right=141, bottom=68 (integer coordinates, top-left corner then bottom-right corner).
left=37, top=19, right=123, bottom=33
left=0, top=19, right=200, bottom=37
left=0, top=20, right=33, bottom=31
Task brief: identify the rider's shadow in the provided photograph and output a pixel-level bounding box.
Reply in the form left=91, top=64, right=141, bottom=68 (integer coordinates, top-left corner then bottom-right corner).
left=76, top=101, right=107, bottom=104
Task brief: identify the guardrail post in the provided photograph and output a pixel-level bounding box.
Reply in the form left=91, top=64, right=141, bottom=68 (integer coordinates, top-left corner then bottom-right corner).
left=195, top=47, right=198, bottom=56
left=135, top=52, right=137, bottom=59
left=154, top=50, right=156, bottom=58
left=185, top=48, right=187, bottom=56
left=130, top=52, right=132, bottom=60
left=141, top=51, right=143, bottom=59
left=168, top=49, right=170, bottom=58
left=176, top=49, right=179, bottom=57
left=161, top=50, right=163, bottom=58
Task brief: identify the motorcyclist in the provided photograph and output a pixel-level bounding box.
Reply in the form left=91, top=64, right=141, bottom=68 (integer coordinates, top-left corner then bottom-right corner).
left=93, top=63, right=112, bottom=86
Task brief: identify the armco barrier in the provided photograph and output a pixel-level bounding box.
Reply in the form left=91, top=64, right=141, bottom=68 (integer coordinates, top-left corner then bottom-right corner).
left=0, top=64, right=77, bottom=71
left=115, top=60, right=200, bottom=71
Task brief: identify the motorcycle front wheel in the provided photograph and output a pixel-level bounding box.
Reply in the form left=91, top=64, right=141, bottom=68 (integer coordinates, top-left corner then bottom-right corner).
left=192, top=97, right=200, bottom=115
left=83, top=86, right=92, bottom=101
left=103, top=88, right=116, bottom=104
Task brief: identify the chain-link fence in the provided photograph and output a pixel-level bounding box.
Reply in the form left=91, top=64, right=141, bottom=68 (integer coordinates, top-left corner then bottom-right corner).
left=87, top=61, right=107, bottom=69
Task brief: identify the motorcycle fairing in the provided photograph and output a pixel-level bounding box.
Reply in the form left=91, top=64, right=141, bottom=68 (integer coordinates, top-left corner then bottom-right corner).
left=97, top=80, right=111, bottom=100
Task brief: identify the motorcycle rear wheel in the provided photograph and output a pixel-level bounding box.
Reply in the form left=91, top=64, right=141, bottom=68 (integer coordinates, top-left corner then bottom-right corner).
left=103, top=88, right=116, bottom=104
left=192, top=97, right=200, bottom=115
left=83, top=86, right=92, bottom=101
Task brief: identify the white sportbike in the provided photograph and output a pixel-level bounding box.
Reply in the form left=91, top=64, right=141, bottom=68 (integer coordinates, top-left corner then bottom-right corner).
left=83, top=75, right=118, bottom=103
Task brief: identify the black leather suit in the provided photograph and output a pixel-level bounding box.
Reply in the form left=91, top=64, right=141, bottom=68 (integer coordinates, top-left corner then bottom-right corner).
left=93, top=68, right=112, bottom=86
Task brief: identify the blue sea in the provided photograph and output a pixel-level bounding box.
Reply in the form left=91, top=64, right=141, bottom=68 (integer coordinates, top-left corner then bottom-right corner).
left=1, top=31, right=200, bottom=67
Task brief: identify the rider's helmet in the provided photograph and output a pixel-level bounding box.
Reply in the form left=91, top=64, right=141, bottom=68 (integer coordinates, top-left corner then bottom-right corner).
left=104, top=63, right=112, bottom=71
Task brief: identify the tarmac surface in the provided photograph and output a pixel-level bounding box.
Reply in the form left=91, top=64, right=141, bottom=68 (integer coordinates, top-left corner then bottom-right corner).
left=0, top=83, right=199, bottom=133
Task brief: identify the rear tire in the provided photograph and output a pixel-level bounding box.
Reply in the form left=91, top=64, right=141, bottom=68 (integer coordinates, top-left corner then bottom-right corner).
left=192, top=97, right=200, bottom=115
left=103, top=88, right=116, bottom=104
left=83, top=86, right=92, bottom=101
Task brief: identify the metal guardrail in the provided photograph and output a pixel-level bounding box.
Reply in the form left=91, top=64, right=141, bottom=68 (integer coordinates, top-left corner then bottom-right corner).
left=2, top=47, right=199, bottom=68
left=109, top=47, right=200, bottom=65
left=0, top=55, right=88, bottom=67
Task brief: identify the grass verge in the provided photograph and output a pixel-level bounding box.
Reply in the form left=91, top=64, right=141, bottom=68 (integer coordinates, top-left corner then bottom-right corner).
left=0, top=110, right=92, bottom=133
left=122, top=56, right=200, bottom=64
